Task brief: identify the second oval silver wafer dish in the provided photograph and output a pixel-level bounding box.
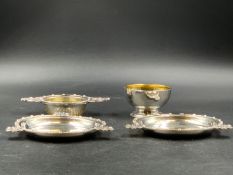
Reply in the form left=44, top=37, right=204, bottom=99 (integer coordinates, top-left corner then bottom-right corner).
left=126, top=113, right=232, bottom=135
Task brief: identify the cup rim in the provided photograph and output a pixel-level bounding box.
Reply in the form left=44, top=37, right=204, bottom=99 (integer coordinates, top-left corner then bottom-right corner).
left=126, top=84, right=171, bottom=91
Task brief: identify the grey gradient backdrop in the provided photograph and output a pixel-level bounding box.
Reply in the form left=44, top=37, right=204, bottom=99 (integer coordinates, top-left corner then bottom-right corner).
left=0, top=1, right=233, bottom=175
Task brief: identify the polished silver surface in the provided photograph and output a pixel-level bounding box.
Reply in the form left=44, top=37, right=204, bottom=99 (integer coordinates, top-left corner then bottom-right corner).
left=6, top=115, right=113, bottom=137
left=126, top=113, right=232, bottom=135
left=126, top=84, right=171, bottom=117
left=21, top=94, right=110, bottom=116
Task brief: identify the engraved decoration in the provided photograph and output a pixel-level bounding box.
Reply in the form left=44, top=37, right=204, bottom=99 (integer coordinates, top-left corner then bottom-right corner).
left=145, top=91, right=160, bottom=101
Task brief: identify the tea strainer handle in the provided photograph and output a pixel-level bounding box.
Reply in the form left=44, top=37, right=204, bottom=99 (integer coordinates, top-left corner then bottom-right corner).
left=21, top=96, right=44, bottom=103
left=87, top=97, right=110, bottom=103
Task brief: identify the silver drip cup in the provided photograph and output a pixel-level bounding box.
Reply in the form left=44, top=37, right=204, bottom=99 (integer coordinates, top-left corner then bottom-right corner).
left=126, top=84, right=171, bottom=117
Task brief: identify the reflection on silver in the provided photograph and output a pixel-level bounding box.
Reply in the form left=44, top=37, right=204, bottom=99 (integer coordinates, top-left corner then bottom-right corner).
left=126, top=113, right=232, bottom=135
left=126, top=84, right=171, bottom=117
left=21, top=94, right=110, bottom=116
left=6, top=115, right=113, bottom=137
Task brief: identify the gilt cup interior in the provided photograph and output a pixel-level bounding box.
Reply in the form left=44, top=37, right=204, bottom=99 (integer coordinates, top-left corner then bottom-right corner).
left=126, top=84, right=171, bottom=91
left=44, top=95, right=84, bottom=103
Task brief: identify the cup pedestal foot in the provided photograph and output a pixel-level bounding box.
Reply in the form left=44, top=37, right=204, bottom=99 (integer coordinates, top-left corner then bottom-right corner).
left=148, top=107, right=160, bottom=116
left=131, top=107, right=160, bottom=117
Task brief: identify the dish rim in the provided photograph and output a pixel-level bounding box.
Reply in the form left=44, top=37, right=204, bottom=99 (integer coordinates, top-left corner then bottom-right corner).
left=126, top=113, right=232, bottom=133
left=6, top=115, right=114, bottom=137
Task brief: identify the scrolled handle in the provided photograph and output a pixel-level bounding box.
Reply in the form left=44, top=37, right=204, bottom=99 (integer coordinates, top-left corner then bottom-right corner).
left=125, top=124, right=137, bottom=129
left=93, top=119, right=114, bottom=131
left=21, top=96, right=44, bottom=103
left=125, top=121, right=144, bottom=129
left=6, top=118, right=27, bottom=133
left=6, top=123, right=26, bottom=133
left=94, top=125, right=114, bottom=131
left=214, top=124, right=233, bottom=130
left=87, top=97, right=110, bottom=103
left=6, top=126, right=22, bottom=133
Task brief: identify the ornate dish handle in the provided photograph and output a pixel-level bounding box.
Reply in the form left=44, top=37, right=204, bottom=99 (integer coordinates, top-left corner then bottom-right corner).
left=87, top=97, right=110, bottom=103
left=94, top=125, right=114, bottom=131
left=21, top=96, right=44, bottom=102
left=125, top=120, right=144, bottom=129
left=6, top=118, right=27, bottom=133
left=6, top=126, right=23, bottom=133
left=214, top=124, right=233, bottom=130
left=93, top=119, right=114, bottom=131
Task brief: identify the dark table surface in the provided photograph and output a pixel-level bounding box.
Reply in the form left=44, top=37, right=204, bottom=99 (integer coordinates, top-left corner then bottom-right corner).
left=0, top=80, right=232, bottom=175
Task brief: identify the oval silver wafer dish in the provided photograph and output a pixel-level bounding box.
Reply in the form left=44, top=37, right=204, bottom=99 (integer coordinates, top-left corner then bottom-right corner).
left=126, top=113, right=232, bottom=135
left=6, top=115, right=113, bottom=137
